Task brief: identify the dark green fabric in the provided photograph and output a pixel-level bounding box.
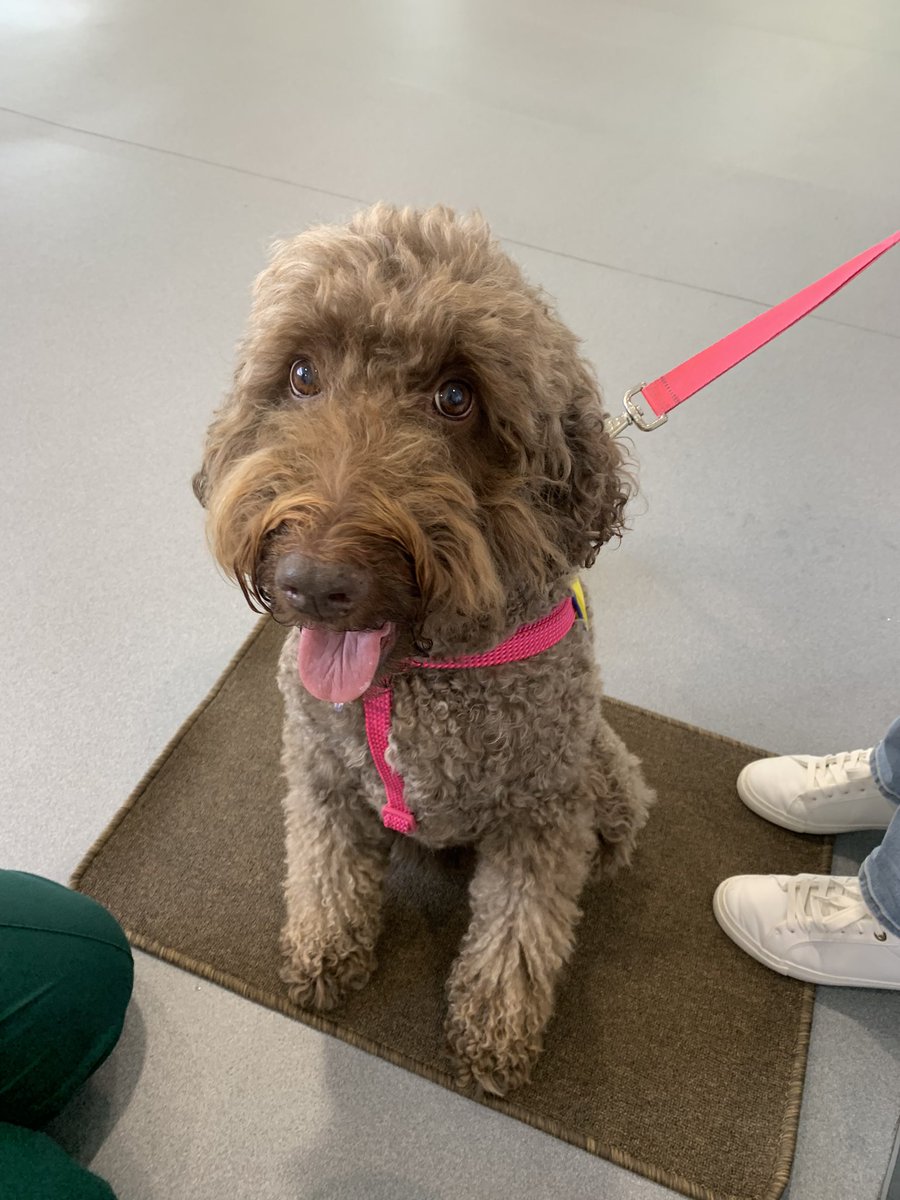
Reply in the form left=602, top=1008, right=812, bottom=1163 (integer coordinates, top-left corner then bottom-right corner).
left=0, top=1123, right=116, bottom=1199
left=0, top=871, right=133, bottom=1128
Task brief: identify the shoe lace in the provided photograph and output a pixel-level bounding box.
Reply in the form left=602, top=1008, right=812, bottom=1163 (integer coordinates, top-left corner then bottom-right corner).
left=784, top=876, right=872, bottom=934
left=806, top=748, right=872, bottom=793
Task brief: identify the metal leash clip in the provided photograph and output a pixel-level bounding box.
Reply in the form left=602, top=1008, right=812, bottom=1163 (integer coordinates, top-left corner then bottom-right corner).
left=606, top=385, right=669, bottom=438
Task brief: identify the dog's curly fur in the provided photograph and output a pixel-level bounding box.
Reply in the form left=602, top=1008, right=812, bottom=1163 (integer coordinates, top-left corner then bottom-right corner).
left=195, top=204, right=654, bottom=1095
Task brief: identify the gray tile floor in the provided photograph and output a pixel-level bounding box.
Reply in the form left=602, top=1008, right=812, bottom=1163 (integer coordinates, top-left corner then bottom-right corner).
left=2, top=2, right=899, bottom=1197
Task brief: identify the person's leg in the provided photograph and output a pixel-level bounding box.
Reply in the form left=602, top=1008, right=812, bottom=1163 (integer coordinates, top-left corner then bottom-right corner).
left=0, top=870, right=133, bottom=1128
left=714, top=716, right=900, bottom=988
left=736, top=739, right=895, bottom=834
left=0, top=1123, right=117, bottom=1199
left=870, top=715, right=900, bottom=806
left=859, top=716, right=900, bottom=937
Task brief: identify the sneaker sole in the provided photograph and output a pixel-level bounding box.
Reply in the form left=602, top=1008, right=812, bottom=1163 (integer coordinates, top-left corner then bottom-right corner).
left=736, top=765, right=892, bottom=835
left=712, top=883, right=900, bottom=990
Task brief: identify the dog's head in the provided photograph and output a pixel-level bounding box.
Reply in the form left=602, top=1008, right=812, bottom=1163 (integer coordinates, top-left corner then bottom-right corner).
left=195, top=204, right=631, bottom=702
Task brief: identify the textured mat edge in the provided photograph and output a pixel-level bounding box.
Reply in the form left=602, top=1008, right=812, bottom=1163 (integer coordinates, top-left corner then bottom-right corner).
left=71, top=619, right=271, bottom=893
left=75, top=922, right=821, bottom=1200
left=70, top=618, right=833, bottom=1200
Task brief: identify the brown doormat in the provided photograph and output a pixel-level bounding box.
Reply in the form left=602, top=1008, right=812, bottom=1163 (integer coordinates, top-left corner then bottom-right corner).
left=73, top=619, right=831, bottom=1200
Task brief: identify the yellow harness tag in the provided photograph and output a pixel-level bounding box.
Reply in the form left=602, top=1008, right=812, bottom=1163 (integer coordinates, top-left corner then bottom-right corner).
left=570, top=578, right=589, bottom=628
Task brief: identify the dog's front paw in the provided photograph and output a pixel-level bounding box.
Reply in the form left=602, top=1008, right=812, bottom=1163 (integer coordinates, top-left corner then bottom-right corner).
left=445, top=976, right=545, bottom=1097
left=279, top=927, right=376, bottom=1011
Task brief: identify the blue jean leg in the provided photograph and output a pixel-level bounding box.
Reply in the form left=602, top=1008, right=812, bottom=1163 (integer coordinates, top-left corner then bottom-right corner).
left=859, top=716, right=900, bottom=937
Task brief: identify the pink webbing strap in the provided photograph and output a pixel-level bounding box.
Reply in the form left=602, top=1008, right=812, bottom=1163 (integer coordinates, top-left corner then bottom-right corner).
left=363, top=595, right=578, bottom=835
left=639, top=230, right=900, bottom=419
left=411, top=594, right=577, bottom=672
left=364, top=687, right=415, bottom=834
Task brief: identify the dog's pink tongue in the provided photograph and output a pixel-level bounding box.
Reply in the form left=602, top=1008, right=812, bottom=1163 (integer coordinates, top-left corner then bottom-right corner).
left=297, top=625, right=392, bottom=703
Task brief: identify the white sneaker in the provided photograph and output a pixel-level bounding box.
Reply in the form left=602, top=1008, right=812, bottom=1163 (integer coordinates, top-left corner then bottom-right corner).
left=713, top=874, right=900, bottom=989
left=737, top=749, right=896, bottom=834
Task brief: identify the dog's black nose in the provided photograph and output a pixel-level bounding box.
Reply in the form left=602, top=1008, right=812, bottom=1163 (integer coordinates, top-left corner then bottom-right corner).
left=273, top=552, right=372, bottom=620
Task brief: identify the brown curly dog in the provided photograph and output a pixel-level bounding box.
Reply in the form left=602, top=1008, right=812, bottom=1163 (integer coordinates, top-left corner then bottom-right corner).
left=194, top=204, right=655, bottom=1096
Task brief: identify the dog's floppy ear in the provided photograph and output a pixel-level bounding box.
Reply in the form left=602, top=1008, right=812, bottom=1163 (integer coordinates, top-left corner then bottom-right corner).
left=192, top=466, right=209, bottom=507
left=193, top=357, right=253, bottom=509
left=552, top=365, right=632, bottom=568
left=192, top=401, right=225, bottom=509
left=192, top=416, right=226, bottom=508
left=192, top=407, right=237, bottom=510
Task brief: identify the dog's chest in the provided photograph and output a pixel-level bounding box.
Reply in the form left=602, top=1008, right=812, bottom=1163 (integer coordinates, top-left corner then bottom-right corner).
left=381, top=643, right=597, bottom=842
left=282, top=626, right=600, bottom=844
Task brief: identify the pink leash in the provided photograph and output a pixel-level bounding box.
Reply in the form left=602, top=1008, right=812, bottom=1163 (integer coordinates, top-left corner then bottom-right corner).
left=322, top=232, right=900, bottom=835
left=607, top=230, right=900, bottom=438
left=364, top=595, right=578, bottom=834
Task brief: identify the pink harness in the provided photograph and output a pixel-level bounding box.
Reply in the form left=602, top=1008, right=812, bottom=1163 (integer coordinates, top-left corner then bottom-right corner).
left=361, top=594, right=579, bottom=835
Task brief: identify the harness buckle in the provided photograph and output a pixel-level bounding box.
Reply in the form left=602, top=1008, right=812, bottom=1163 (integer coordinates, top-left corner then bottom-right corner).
left=607, top=385, right=669, bottom=438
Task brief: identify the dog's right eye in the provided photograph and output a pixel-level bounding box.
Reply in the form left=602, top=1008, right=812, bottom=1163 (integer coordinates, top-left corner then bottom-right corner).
left=289, top=358, right=320, bottom=398
left=434, top=379, right=474, bottom=421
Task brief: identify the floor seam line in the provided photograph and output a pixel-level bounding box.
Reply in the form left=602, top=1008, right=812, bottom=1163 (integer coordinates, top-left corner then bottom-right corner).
left=3, top=104, right=898, bottom=345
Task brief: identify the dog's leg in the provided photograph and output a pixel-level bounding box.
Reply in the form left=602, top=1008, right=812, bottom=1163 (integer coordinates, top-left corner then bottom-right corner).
left=445, top=808, right=596, bottom=1096
left=589, top=716, right=655, bottom=879
left=280, top=741, right=392, bottom=1012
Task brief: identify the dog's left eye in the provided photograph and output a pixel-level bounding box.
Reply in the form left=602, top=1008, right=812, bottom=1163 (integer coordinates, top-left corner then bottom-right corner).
left=289, top=358, right=320, bottom=398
